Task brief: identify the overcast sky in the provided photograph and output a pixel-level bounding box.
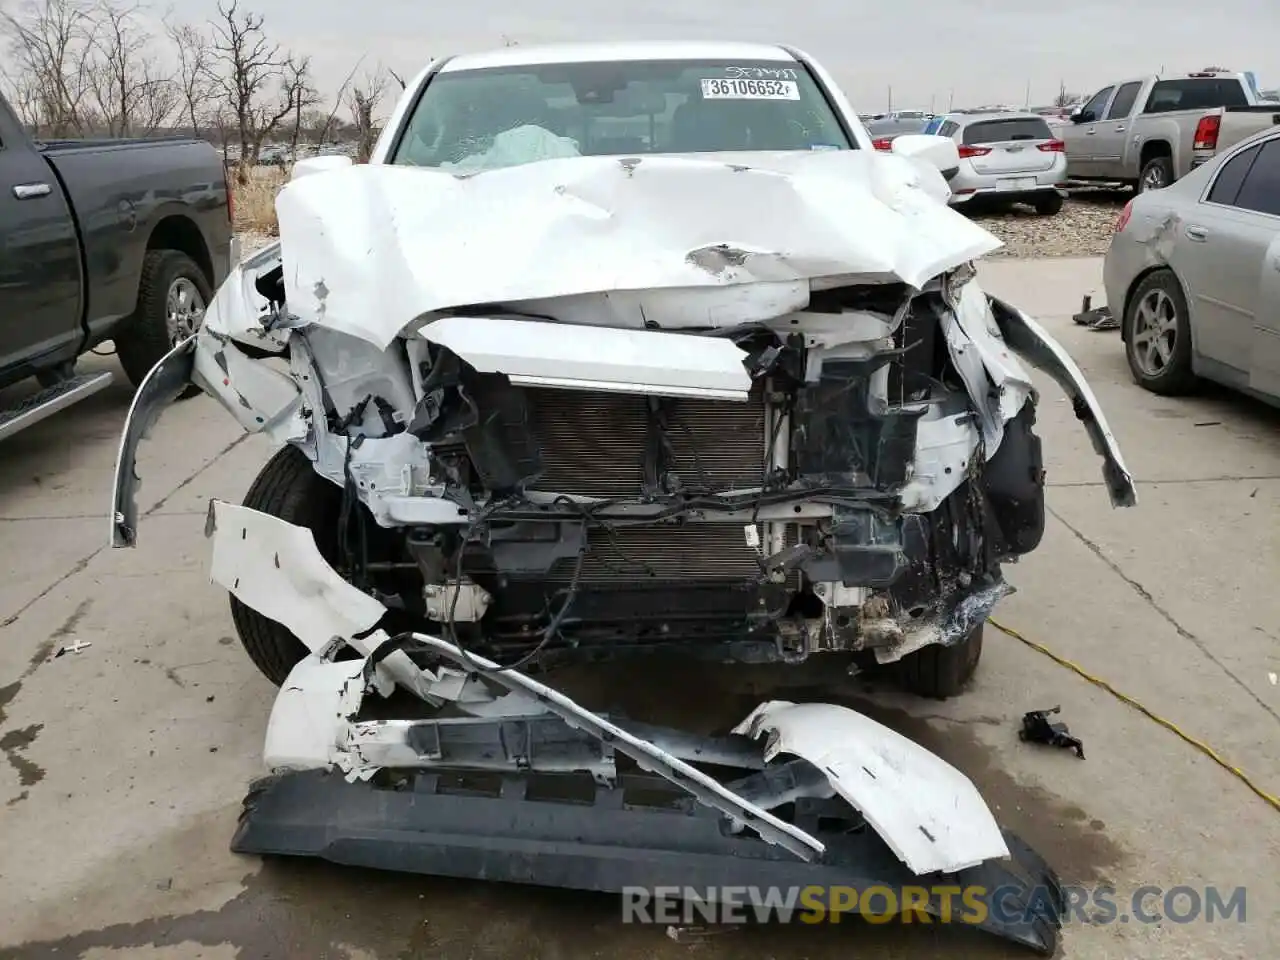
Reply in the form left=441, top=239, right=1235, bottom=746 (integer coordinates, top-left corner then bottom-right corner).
left=173, top=0, right=1279, bottom=111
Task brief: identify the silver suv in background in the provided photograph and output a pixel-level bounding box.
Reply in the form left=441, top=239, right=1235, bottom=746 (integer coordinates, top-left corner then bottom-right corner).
left=933, top=112, right=1067, bottom=214
left=1060, top=69, right=1280, bottom=193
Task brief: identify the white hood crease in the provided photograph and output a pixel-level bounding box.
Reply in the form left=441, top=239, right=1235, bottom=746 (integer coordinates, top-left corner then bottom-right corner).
left=274, top=151, right=1003, bottom=349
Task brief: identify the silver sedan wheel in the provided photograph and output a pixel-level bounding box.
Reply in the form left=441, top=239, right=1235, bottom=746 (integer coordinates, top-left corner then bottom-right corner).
left=1131, top=288, right=1178, bottom=376
left=166, top=277, right=206, bottom=345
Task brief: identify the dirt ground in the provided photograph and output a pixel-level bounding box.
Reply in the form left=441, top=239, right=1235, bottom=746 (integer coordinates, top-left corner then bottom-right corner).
left=0, top=258, right=1276, bottom=959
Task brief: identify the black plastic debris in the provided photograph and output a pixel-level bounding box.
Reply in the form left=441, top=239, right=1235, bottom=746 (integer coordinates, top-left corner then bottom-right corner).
left=1019, top=706, right=1085, bottom=759
left=1072, top=296, right=1119, bottom=331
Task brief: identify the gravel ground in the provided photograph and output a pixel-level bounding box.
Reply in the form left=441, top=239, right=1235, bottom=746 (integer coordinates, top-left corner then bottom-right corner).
left=970, top=190, right=1130, bottom=259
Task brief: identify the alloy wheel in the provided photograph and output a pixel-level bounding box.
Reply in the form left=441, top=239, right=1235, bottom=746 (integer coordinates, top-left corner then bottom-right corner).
left=166, top=277, right=207, bottom=345
left=1131, top=288, right=1178, bottom=376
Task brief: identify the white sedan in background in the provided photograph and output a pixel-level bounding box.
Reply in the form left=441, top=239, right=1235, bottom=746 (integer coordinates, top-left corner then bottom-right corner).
left=1104, top=125, right=1280, bottom=403
left=931, top=112, right=1069, bottom=214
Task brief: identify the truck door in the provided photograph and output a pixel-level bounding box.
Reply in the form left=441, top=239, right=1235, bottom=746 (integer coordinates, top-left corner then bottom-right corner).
left=1062, top=86, right=1115, bottom=178
left=1093, top=80, right=1143, bottom=179
left=0, top=111, right=84, bottom=374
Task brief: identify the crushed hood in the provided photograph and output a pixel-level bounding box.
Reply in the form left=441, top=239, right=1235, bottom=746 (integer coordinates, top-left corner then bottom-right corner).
left=275, top=151, right=1003, bottom=348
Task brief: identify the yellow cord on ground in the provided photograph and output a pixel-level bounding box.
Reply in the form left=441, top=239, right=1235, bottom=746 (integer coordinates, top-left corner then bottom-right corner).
left=987, top=616, right=1280, bottom=814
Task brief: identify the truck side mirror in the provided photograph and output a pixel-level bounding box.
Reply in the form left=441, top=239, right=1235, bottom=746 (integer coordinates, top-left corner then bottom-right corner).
left=1071, top=110, right=1093, bottom=124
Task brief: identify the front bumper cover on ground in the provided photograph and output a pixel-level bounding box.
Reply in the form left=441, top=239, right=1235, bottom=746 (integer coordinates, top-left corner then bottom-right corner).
left=234, top=636, right=1064, bottom=953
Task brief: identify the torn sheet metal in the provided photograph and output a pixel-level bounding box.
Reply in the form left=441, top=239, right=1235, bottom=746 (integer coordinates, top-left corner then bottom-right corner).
left=190, top=329, right=307, bottom=441
left=988, top=298, right=1137, bottom=507
left=414, top=314, right=753, bottom=400
left=274, top=152, right=1003, bottom=348
left=942, top=280, right=1036, bottom=458
left=202, top=241, right=291, bottom=352
left=733, top=700, right=1010, bottom=874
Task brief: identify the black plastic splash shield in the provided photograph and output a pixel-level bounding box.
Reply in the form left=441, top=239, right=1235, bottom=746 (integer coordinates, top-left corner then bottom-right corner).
left=232, top=768, right=1064, bottom=954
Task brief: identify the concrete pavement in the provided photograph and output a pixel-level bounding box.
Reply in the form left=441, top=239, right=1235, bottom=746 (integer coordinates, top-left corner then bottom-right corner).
left=0, top=257, right=1276, bottom=959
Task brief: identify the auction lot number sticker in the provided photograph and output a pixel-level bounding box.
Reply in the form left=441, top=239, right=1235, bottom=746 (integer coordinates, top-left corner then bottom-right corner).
left=700, top=78, right=800, bottom=100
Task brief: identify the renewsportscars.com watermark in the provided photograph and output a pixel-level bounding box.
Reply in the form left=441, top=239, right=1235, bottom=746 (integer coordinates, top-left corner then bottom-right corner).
left=622, top=884, right=1247, bottom=926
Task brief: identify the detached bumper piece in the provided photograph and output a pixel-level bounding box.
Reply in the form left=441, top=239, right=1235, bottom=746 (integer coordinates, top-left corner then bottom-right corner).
left=234, top=632, right=1064, bottom=956
left=233, top=764, right=1062, bottom=954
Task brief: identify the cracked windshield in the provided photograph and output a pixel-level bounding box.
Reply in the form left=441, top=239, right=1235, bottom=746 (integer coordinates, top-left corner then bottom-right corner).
left=391, top=60, right=853, bottom=171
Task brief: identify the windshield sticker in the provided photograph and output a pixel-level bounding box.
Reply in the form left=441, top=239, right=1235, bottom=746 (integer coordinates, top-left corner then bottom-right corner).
left=724, top=65, right=800, bottom=80
left=700, top=78, right=801, bottom=101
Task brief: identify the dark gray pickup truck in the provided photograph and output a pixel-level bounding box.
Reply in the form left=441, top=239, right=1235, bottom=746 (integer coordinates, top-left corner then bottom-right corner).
left=0, top=91, right=234, bottom=439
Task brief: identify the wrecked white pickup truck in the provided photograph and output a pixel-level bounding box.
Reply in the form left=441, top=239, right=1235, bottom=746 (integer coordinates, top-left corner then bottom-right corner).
left=111, top=42, right=1135, bottom=952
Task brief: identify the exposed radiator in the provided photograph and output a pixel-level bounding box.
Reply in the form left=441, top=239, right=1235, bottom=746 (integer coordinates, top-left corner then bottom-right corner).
left=519, top=386, right=779, bottom=585
left=524, top=387, right=767, bottom=499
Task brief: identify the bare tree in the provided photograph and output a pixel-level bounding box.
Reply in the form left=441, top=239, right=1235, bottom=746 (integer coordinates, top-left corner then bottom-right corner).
left=0, top=0, right=98, bottom=135
left=209, top=104, right=233, bottom=154
left=0, top=63, right=43, bottom=129
left=305, top=57, right=362, bottom=147
left=167, top=19, right=214, bottom=137
left=206, top=0, right=294, bottom=180
left=347, top=67, right=385, bottom=162
left=86, top=0, right=176, bottom=136
left=280, top=54, right=321, bottom=159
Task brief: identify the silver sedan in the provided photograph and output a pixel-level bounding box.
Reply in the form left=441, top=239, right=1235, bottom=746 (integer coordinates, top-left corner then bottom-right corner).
left=932, top=112, right=1068, bottom=214
left=1103, top=125, right=1280, bottom=403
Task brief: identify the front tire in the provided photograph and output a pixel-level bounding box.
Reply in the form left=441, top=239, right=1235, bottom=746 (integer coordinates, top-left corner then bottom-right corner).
left=894, top=624, right=984, bottom=699
left=1123, top=269, right=1197, bottom=395
left=116, top=250, right=211, bottom=397
left=230, top=444, right=345, bottom=685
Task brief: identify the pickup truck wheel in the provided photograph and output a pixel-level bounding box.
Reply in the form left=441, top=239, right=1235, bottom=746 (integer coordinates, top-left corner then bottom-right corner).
left=230, top=444, right=346, bottom=686
left=116, top=250, right=211, bottom=396
left=1137, top=156, right=1173, bottom=193
left=893, top=624, right=984, bottom=700
left=1123, top=270, right=1197, bottom=395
